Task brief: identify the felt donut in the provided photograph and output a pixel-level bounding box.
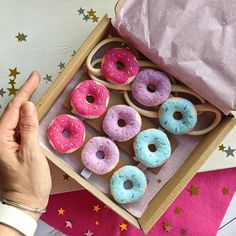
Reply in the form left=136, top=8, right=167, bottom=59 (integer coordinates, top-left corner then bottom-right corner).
left=110, top=165, right=147, bottom=204
left=102, top=105, right=142, bottom=142
left=101, top=48, right=139, bottom=85
left=134, top=129, right=171, bottom=168
left=81, top=137, right=119, bottom=175
left=159, top=97, right=197, bottom=135
left=132, top=69, right=171, bottom=107
left=47, top=114, right=85, bottom=153
left=71, top=80, right=109, bottom=119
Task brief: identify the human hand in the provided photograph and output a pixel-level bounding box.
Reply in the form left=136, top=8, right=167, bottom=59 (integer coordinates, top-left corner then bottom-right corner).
left=0, top=71, right=51, bottom=221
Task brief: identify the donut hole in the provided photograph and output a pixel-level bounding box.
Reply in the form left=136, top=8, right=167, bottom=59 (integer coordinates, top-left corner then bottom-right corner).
left=96, top=150, right=105, bottom=159
left=86, top=95, right=95, bottom=103
left=148, top=144, right=157, bottom=152
left=124, top=180, right=133, bottom=190
left=173, top=111, right=183, bottom=120
left=147, top=83, right=157, bottom=93
left=118, top=119, right=126, bottom=127
left=117, top=61, right=125, bottom=70
left=62, top=129, right=71, bottom=139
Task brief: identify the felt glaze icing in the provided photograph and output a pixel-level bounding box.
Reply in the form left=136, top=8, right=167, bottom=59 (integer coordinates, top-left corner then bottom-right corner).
left=71, top=80, right=109, bottom=119
left=134, top=129, right=171, bottom=168
left=110, top=165, right=147, bottom=204
left=132, top=69, right=171, bottom=107
left=47, top=114, right=85, bottom=153
left=101, top=48, right=139, bottom=85
left=159, top=97, right=197, bottom=135
left=102, top=105, right=141, bottom=142
left=81, top=137, right=119, bottom=175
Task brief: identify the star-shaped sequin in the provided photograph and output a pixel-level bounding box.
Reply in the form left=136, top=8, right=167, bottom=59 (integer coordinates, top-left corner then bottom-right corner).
left=218, top=144, right=225, bottom=151
left=65, top=220, right=72, bottom=228
left=83, top=15, right=90, bottom=22
left=93, top=204, right=101, bottom=213
left=43, top=74, right=52, bottom=83
left=119, top=223, right=128, bottom=231
left=63, top=174, right=70, bottom=180
left=188, top=185, right=199, bottom=196
left=15, top=32, right=27, bottom=42
left=7, top=86, right=18, bottom=96
left=92, top=15, right=99, bottom=23
left=225, top=146, right=235, bottom=157
left=77, top=7, right=85, bottom=15
left=87, top=9, right=96, bottom=17
left=84, top=230, right=94, bottom=236
left=174, top=207, right=182, bottom=214
left=57, top=208, right=65, bottom=215
left=180, top=228, right=188, bottom=235
left=222, top=187, right=229, bottom=195
left=162, top=221, right=172, bottom=232
left=58, top=62, right=65, bottom=70
left=71, top=50, right=76, bottom=57
left=0, top=88, right=6, bottom=97
left=9, top=67, right=20, bottom=79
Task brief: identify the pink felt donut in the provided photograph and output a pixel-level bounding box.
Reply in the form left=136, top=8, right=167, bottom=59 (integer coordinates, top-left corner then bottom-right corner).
left=81, top=137, right=119, bottom=175
left=71, top=80, right=109, bottom=119
left=47, top=114, right=85, bottom=153
left=101, top=48, right=139, bottom=85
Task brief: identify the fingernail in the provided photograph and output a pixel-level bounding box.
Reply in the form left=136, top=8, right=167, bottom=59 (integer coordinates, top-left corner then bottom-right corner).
left=28, top=71, right=40, bottom=82
left=21, top=102, right=35, bottom=116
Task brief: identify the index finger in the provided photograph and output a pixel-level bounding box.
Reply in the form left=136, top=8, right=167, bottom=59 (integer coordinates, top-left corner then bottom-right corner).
left=0, top=71, right=40, bottom=131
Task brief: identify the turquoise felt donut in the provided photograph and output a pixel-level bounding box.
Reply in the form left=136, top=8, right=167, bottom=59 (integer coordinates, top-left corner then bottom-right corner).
left=110, top=165, right=147, bottom=204
left=159, top=97, right=197, bottom=135
left=134, top=129, right=171, bottom=168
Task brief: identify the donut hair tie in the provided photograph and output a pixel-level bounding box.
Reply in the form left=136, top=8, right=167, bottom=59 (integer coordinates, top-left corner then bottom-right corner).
left=86, top=37, right=139, bottom=78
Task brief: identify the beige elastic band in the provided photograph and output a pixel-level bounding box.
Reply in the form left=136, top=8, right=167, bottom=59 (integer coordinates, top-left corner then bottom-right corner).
left=188, top=104, right=222, bottom=135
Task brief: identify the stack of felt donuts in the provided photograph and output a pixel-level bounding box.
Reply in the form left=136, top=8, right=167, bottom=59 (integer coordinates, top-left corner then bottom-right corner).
left=47, top=36, right=222, bottom=205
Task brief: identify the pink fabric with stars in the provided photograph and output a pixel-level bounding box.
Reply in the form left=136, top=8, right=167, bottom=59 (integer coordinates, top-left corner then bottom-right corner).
left=41, top=168, right=236, bottom=235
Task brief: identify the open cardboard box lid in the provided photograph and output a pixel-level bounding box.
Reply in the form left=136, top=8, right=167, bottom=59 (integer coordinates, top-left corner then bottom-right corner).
left=114, top=0, right=236, bottom=115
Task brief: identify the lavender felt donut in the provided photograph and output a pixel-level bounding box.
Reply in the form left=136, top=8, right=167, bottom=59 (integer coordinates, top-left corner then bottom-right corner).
left=101, top=48, right=139, bottom=85
left=102, top=105, right=142, bottom=142
left=81, top=137, right=119, bottom=175
left=47, top=114, right=86, bottom=153
left=71, top=80, right=109, bottom=119
left=132, top=69, right=171, bottom=107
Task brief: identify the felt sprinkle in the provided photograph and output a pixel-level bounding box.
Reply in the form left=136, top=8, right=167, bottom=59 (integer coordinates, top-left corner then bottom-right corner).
left=188, top=185, right=199, bottom=196
left=162, top=220, right=172, bottom=232
left=180, top=228, right=188, bottom=235
left=57, top=208, right=65, bottom=215
left=119, top=222, right=128, bottom=231
left=218, top=144, right=225, bottom=151
left=174, top=207, right=182, bottom=214
left=65, top=220, right=73, bottom=228
left=84, top=230, right=94, bottom=236
left=222, top=187, right=229, bottom=195
left=93, top=204, right=101, bottom=213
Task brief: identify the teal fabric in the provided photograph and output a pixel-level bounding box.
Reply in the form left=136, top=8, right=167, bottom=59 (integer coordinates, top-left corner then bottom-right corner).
left=159, top=98, right=197, bottom=135
left=134, top=129, right=171, bottom=168
left=110, top=165, right=147, bottom=204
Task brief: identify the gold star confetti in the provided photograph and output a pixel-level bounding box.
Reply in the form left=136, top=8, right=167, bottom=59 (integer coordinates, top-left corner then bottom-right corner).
left=58, top=208, right=65, bottom=215
left=87, top=9, right=96, bottom=17
left=157, top=178, right=162, bottom=184
left=119, top=223, right=128, bottom=231
left=180, top=228, right=188, bottom=235
left=63, top=174, right=70, bottom=180
left=9, top=67, right=20, bottom=79
left=58, top=61, right=65, bottom=70
left=222, top=187, right=229, bottom=195
left=7, top=85, right=18, bottom=96
left=162, top=221, right=172, bottom=232
left=174, top=207, right=182, bottom=214
left=93, top=204, right=100, bottom=213
left=0, top=88, right=6, bottom=97
left=218, top=144, right=225, bottom=151
left=65, top=220, right=72, bottom=228
left=95, top=220, right=99, bottom=226
left=8, top=79, right=16, bottom=86
left=188, top=185, right=199, bottom=196
left=15, top=32, right=27, bottom=42
left=92, top=15, right=99, bottom=23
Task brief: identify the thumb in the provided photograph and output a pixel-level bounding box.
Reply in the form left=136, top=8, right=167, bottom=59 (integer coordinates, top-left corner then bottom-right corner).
left=19, top=101, right=39, bottom=145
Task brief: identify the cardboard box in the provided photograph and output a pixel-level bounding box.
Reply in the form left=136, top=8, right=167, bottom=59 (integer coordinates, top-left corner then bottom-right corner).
left=36, top=15, right=236, bottom=234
